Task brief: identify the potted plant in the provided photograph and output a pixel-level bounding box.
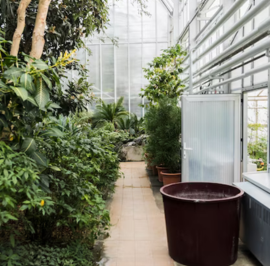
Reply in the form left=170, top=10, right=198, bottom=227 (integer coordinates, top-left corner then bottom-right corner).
left=140, top=44, right=187, bottom=106
left=145, top=97, right=181, bottom=182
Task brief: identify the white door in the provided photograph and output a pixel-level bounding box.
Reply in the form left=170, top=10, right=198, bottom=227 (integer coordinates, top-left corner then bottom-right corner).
left=181, top=94, right=241, bottom=184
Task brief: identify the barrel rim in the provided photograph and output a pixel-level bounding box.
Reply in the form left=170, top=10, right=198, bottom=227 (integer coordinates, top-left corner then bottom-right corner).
left=160, top=182, right=244, bottom=203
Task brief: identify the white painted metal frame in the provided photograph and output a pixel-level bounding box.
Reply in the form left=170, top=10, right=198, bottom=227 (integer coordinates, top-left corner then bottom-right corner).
left=74, top=0, right=172, bottom=116
left=180, top=0, right=270, bottom=94
left=175, top=0, right=270, bottom=176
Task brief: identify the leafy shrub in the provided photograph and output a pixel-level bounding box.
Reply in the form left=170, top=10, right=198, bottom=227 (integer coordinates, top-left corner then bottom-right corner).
left=0, top=141, right=54, bottom=230
left=93, top=97, right=129, bottom=127
left=248, top=136, right=267, bottom=170
left=52, top=76, right=96, bottom=116
left=117, top=113, right=145, bottom=137
left=0, top=112, right=123, bottom=264
left=18, top=115, right=123, bottom=245
left=0, top=241, right=96, bottom=266
left=0, top=35, right=76, bottom=165
left=30, top=125, right=110, bottom=243
left=91, top=121, right=131, bottom=157
left=144, top=97, right=181, bottom=173
left=140, top=44, right=186, bottom=106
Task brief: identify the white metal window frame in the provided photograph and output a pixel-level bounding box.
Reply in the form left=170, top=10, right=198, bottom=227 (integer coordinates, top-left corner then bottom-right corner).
left=174, top=0, right=270, bottom=174
left=71, top=0, right=173, bottom=117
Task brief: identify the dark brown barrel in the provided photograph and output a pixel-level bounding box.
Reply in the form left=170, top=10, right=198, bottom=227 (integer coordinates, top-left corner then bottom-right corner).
left=160, top=182, right=244, bottom=266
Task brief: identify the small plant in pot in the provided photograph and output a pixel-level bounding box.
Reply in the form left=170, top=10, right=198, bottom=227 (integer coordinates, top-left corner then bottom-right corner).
left=142, top=44, right=185, bottom=180
left=145, top=97, right=181, bottom=182
left=161, top=152, right=181, bottom=186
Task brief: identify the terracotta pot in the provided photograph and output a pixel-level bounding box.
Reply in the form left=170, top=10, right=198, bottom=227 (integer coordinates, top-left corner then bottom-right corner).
left=152, top=165, right=158, bottom=176
left=161, top=171, right=181, bottom=185
left=156, top=166, right=169, bottom=182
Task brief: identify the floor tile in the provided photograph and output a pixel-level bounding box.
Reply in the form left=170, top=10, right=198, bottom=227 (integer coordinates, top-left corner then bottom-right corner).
left=100, top=162, right=261, bottom=266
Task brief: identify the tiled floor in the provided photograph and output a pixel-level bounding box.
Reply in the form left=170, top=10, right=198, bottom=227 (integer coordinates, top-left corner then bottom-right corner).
left=99, top=162, right=262, bottom=266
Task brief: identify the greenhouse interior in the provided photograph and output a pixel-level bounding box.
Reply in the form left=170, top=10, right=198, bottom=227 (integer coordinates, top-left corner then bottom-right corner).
left=0, top=0, right=270, bottom=265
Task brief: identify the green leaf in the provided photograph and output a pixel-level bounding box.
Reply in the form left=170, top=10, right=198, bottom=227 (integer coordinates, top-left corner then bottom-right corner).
left=32, top=59, right=49, bottom=70
left=39, top=182, right=51, bottom=193
left=40, top=174, right=49, bottom=187
left=29, top=151, right=48, bottom=167
left=35, top=78, right=49, bottom=108
left=49, top=103, right=61, bottom=109
left=10, top=234, right=15, bottom=248
left=0, top=80, right=9, bottom=89
left=21, top=138, right=37, bottom=154
left=41, top=128, right=64, bottom=138
left=41, top=73, right=52, bottom=89
left=5, top=213, right=17, bottom=221
left=50, top=166, right=61, bottom=171
left=8, top=259, right=13, bottom=266
left=11, top=86, right=28, bottom=101
left=0, top=114, right=8, bottom=127
left=3, top=67, right=23, bottom=82
left=19, top=205, right=28, bottom=211
left=26, top=96, right=38, bottom=106
left=20, top=73, right=35, bottom=93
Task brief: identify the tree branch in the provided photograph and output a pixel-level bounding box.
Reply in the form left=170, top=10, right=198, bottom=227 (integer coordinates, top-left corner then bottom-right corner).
left=10, top=0, right=32, bottom=57
left=30, top=0, right=52, bottom=59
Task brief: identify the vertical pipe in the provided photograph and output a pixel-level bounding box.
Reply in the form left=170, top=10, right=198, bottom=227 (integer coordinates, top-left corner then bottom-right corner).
left=243, top=93, right=248, bottom=173
left=173, top=0, right=180, bottom=45
left=155, top=0, right=158, bottom=56
left=188, top=0, right=197, bottom=94
left=221, top=0, right=235, bottom=94
left=267, top=7, right=270, bottom=173
left=113, top=0, right=116, bottom=103
left=251, top=10, right=255, bottom=87
left=255, top=99, right=258, bottom=143
left=99, top=41, right=103, bottom=100
left=127, top=0, right=131, bottom=113
left=268, top=67, right=270, bottom=172
left=113, top=50, right=117, bottom=102
left=142, top=2, right=145, bottom=117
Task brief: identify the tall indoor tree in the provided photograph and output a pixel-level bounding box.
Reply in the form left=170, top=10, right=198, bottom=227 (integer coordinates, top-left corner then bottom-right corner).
left=9, top=0, right=52, bottom=58
left=10, top=0, right=31, bottom=56
left=1, top=0, right=111, bottom=58
left=1, top=0, right=149, bottom=59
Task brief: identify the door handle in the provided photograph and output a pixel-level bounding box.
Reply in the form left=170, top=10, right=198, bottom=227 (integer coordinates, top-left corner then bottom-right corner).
left=183, top=143, right=192, bottom=159
left=184, top=142, right=193, bottom=151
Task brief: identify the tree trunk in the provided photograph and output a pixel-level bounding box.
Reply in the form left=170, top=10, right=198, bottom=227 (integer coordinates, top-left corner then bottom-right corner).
left=30, top=0, right=52, bottom=59
left=10, top=0, right=32, bottom=57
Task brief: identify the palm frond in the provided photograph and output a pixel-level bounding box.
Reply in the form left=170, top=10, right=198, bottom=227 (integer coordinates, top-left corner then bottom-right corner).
left=93, top=97, right=129, bottom=127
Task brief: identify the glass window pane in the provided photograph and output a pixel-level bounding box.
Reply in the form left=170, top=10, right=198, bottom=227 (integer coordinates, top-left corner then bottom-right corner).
left=102, top=45, right=115, bottom=100
left=116, top=45, right=129, bottom=110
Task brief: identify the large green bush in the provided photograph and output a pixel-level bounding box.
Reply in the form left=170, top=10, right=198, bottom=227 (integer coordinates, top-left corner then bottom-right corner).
left=0, top=241, right=96, bottom=266
left=93, top=97, right=129, bottom=128
left=117, top=113, right=145, bottom=137
left=24, top=116, right=122, bottom=244
left=0, top=1, right=136, bottom=264
left=0, top=35, right=76, bottom=166
left=140, top=44, right=186, bottom=106
left=0, top=114, right=123, bottom=265
left=144, top=97, right=181, bottom=173
left=0, top=142, right=54, bottom=229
